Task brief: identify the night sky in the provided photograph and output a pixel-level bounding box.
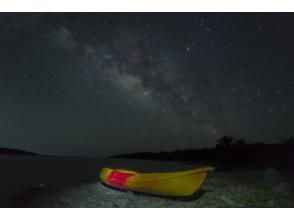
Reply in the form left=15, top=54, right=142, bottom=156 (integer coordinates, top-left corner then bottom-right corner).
left=0, top=13, right=293, bottom=156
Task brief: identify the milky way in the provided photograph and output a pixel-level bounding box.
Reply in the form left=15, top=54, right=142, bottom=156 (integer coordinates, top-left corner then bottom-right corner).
left=0, top=13, right=293, bottom=156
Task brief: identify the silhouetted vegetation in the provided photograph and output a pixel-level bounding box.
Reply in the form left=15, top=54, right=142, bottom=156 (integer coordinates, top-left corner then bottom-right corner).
left=112, top=135, right=294, bottom=171
left=0, top=148, right=38, bottom=156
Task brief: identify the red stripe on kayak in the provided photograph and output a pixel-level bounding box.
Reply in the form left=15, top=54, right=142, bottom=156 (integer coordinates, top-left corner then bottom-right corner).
left=108, top=170, right=135, bottom=188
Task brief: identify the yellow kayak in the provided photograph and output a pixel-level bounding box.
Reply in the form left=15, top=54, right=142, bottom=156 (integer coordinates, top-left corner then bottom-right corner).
left=100, top=166, right=215, bottom=197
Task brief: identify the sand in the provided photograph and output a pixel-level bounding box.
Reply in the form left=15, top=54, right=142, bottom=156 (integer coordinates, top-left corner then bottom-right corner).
left=0, top=155, right=293, bottom=207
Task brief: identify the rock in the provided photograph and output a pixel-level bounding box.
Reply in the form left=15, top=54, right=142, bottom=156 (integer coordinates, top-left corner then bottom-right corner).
left=263, top=168, right=284, bottom=185
left=267, top=200, right=274, bottom=206
left=221, top=195, right=235, bottom=206
left=272, top=182, right=291, bottom=195
left=263, top=169, right=292, bottom=195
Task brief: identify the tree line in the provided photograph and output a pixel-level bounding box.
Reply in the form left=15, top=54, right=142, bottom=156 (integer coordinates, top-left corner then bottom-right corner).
left=111, top=135, right=294, bottom=171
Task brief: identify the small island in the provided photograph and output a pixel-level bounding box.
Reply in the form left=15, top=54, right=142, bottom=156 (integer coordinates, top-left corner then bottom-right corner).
left=0, top=148, right=38, bottom=156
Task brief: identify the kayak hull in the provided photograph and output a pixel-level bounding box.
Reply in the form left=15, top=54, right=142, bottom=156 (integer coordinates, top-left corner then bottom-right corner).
left=100, top=167, right=214, bottom=197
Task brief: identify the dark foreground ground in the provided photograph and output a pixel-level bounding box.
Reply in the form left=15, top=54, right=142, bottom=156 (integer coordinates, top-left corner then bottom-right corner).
left=0, top=155, right=293, bottom=207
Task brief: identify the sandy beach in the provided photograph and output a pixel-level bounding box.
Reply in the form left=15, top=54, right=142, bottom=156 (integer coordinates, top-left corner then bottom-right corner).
left=1, top=155, right=293, bottom=207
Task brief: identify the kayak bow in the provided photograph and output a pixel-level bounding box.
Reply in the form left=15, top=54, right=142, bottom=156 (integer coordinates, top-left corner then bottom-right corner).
left=100, top=166, right=215, bottom=197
